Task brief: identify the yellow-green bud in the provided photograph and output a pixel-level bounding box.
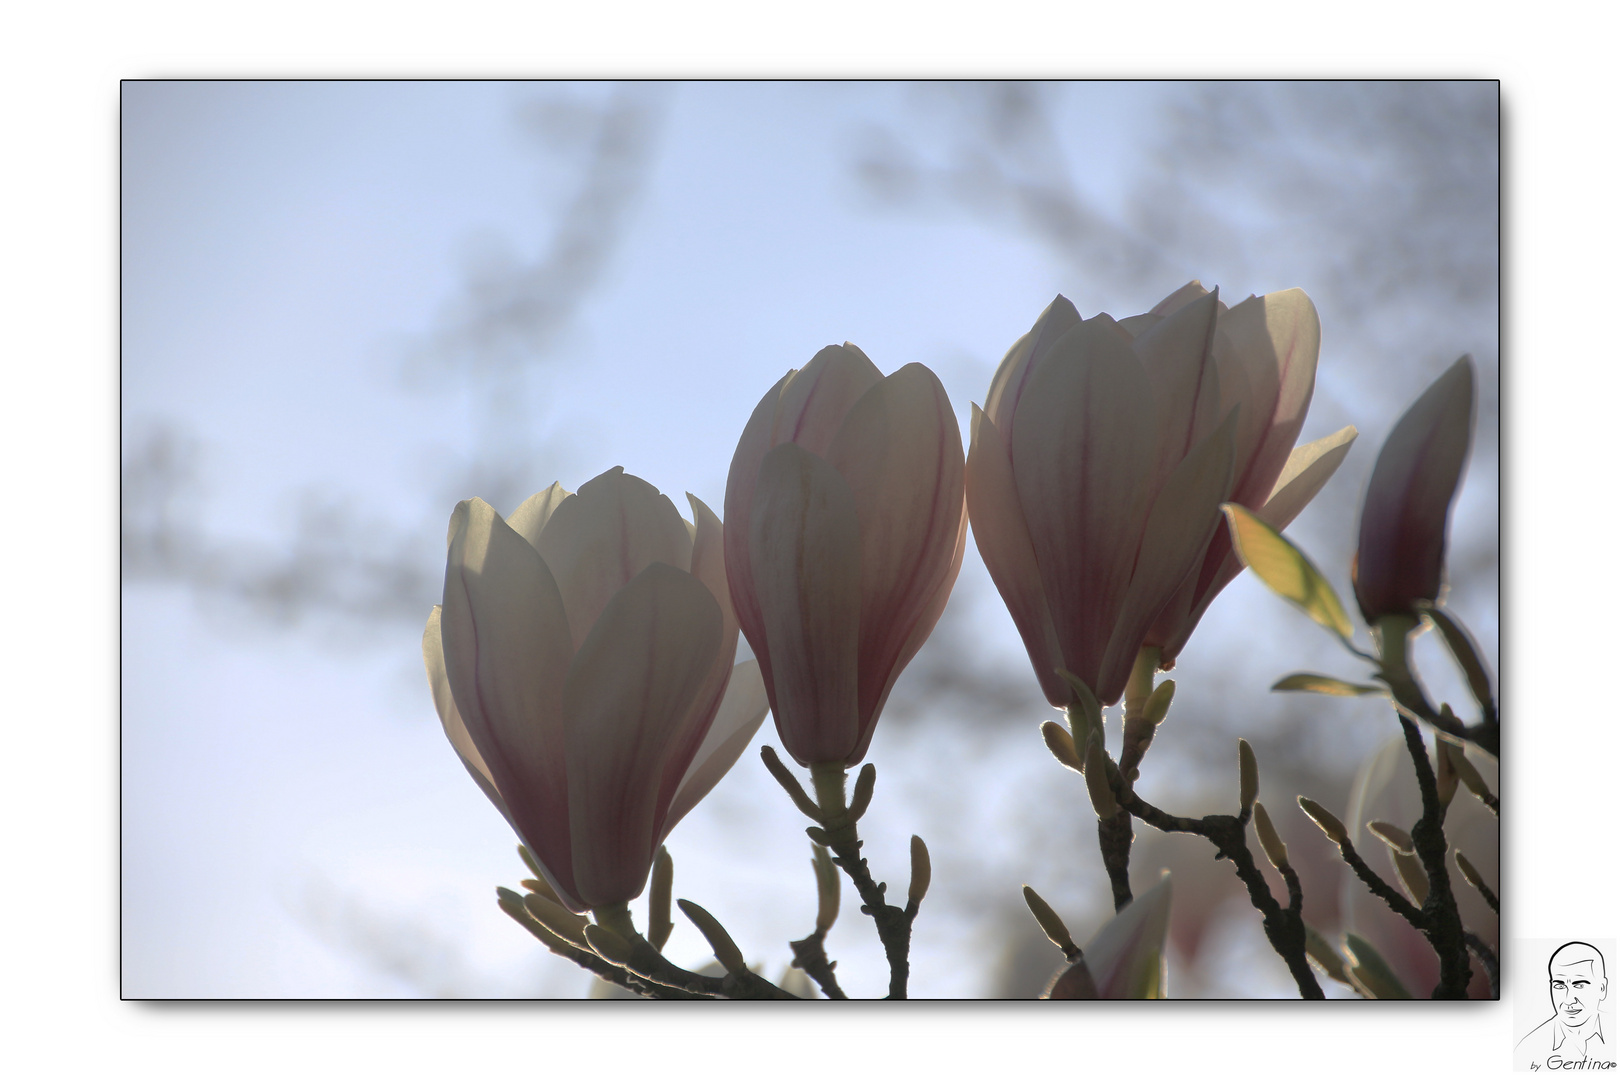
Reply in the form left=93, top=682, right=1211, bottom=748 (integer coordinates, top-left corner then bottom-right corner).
left=1304, top=924, right=1352, bottom=985
left=908, top=835, right=931, bottom=905
left=677, top=899, right=747, bottom=975
left=1022, top=885, right=1078, bottom=958
left=1253, top=802, right=1289, bottom=870
left=811, top=843, right=840, bottom=933
left=583, top=922, right=636, bottom=966
left=648, top=846, right=674, bottom=952
left=1144, top=679, right=1175, bottom=725
left=848, top=762, right=877, bottom=821
left=1238, top=738, right=1259, bottom=813
left=523, top=891, right=591, bottom=949
left=1442, top=741, right=1491, bottom=800
left=1367, top=821, right=1415, bottom=855
left=1297, top=796, right=1348, bottom=844
left=1084, top=737, right=1118, bottom=819
left=1041, top=720, right=1084, bottom=772
left=1392, top=850, right=1429, bottom=906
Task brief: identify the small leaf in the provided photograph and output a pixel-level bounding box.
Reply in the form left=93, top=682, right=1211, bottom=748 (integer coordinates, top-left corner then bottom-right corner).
left=1223, top=503, right=1355, bottom=644
left=1272, top=673, right=1386, bottom=697
left=1416, top=602, right=1495, bottom=717
left=1343, top=933, right=1413, bottom=999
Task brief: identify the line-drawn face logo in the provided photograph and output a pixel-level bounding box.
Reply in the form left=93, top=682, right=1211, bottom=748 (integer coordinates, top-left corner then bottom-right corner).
left=1548, top=942, right=1608, bottom=1030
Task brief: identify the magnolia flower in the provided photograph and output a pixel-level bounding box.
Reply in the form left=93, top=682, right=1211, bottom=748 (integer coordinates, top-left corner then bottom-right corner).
left=968, top=283, right=1355, bottom=706
left=724, top=344, right=967, bottom=766
left=1353, top=356, right=1475, bottom=622
left=425, top=467, right=769, bottom=913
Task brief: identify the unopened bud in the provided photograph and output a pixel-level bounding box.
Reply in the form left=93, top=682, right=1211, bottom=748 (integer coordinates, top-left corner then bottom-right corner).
left=761, top=745, right=824, bottom=822
left=1392, top=850, right=1429, bottom=906
left=583, top=922, right=636, bottom=966
left=1084, top=737, right=1118, bottom=819
left=1022, top=885, right=1079, bottom=959
left=1041, top=720, right=1084, bottom=772
left=908, top=835, right=931, bottom=905
left=1144, top=679, right=1175, bottom=725
left=1367, top=821, right=1415, bottom=855
left=1253, top=802, right=1289, bottom=870
left=1297, top=796, right=1348, bottom=844
left=811, top=843, right=840, bottom=933
left=677, top=899, right=747, bottom=975
left=1435, top=737, right=1459, bottom=807
left=806, top=825, right=831, bottom=848
left=1237, top=739, right=1259, bottom=813
left=1304, top=924, right=1352, bottom=985
left=848, top=762, right=877, bottom=821
left=1454, top=849, right=1487, bottom=893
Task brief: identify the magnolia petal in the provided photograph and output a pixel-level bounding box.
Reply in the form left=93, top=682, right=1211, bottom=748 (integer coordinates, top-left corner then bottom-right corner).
left=1153, top=424, right=1359, bottom=660
left=661, top=660, right=771, bottom=836
left=1148, top=280, right=1210, bottom=316
left=966, top=405, right=1067, bottom=707
left=1010, top=315, right=1156, bottom=693
left=748, top=442, right=863, bottom=766
left=441, top=498, right=579, bottom=906
left=687, top=493, right=738, bottom=649
left=562, top=562, right=722, bottom=909
left=1132, top=289, right=1224, bottom=487
left=825, top=363, right=966, bottom=736
left=1114, top=313, right=1160, bottom=339
left=985, top=295, right=1082, bottom=437
left=770, top=344, right=883, bottom=458
left=1354, top=357, right=1475, bottom=621
left=1097, top=408, right=1237, bottom=703
left=1084, top=872, right=1173, bottom=998
left=536, top=466, right=695, bottom=653
left=423, top=606, right=511, bottom=826
left=507, top=482, right=572, bottom=551
left=1259, top=425, right=1359, bottom=531
left=1220, top=289, right=1322, bottom=508
left=724, top=369, right=794, bottom=689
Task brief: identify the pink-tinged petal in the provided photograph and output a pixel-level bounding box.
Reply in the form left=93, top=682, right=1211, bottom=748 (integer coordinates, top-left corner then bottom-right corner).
left=985, top=295, right=1082, bottom=437
left=661, top=660, right=771, bottom=837
left=562, top=562, right=722, bottom=909
left=825, top=363, right=967, bottom=741
left=1151, top=425, right=1358, bottom=662
left=1010, top=315, right=1156, bottom=694
left=748, top=442, right=864, bottom=766
left=1148, top=280, right=1210, bottom=316
left=1132, top=289, right=1224, bottom=488
left=423, top=606, right=511, bottom=826
left=771, top=344, right=883, bottom=458
left=1114, top=313, right=1161, bottom=339
left=1258, top=425, right=1359, bottom=530
left=1084, top=872, right=1173, bottom=998
left=687, top=493, right=737, bottom=649
left=1355, top=358, right=1475, bottom=622
left=441, top=498, right=580, bottom=908
left=1219, top=290, right=1322, bottom=508
left=724, top=370, right=794, bottom=694
left=536, top=466, right=694, bottom=653
left=1098, top=408, right=1237, bottom=702
left=506, top=482, right=572, bottom=551
left=966, top=405, right=1067, bottom=708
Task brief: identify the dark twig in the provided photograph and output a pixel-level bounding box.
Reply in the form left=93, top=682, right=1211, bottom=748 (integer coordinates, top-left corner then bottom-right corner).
left=788, top=930, right=848, bottom=1000
left=1118, top=789, right=1324, bottom=999
left=1097, top=809, right=1135, bottom=912
left=1397, top=717, right=1474, bottom=999
left=1464, top=931, right=1499, bottom=998
left=496, top=887, right=701, bottom=999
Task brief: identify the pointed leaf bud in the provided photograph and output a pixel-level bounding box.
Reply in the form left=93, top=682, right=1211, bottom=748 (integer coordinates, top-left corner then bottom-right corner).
left=847, top=762, right=877, bottom=822
left=1455, top=849, right=1488, bottom=894
left=583, top=922, right=637, bottom=966
left=1435, top=739, right=1459, bottom=807
left=1041, top=720, right=1084, bottom=772
left=1143, top=679, right=1175, bottom=725
left=812, top=843, right=840, bottom=933
left=1344, top=932, right=1413, bottom=999
left=1022, top=885, right=1079, bottom=959
left=1252, top=802, right=1289, bottom=870
left=1366, top=821, right=1415, bottom=855
left=1083, top=737, right=1118, bottom=819
left=1441, top=741, right=1492, bottom=801
left=1296, top=796, right=1348, bottom=844
left=1237, top=738, right=1259, bottom=813
left=1304, top=924, right=1352, bottom=985
left=648, top=846, right=674, bottom=952
left=761, top=745, right=825, bottom=822
left=1392, top=850, right=1429, bottom=905
left=908, top=835, right=932, bottom=906
left=523, top=891, right=591, bottom=949
left=677, top=899, right=747, bottom=975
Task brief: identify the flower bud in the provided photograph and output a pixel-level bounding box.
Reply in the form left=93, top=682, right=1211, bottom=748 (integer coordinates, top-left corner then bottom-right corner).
left=1353, top=357, right=1475, bottom=622
left=1366, top=821, right=1415, bottom=855
left=1237, top=738, right=1259, bottom=813
left=677, top=899, right=747, bottom=975
left=1022, top=885, right=1079, bottom=959
left=1084, top=737, right=1118, bottom=819
left=1041, top=720, right=1084, bottom=772
left=908, top=835, right=932, bottom=906
left=1296, top=796, right=1348, bottom=845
